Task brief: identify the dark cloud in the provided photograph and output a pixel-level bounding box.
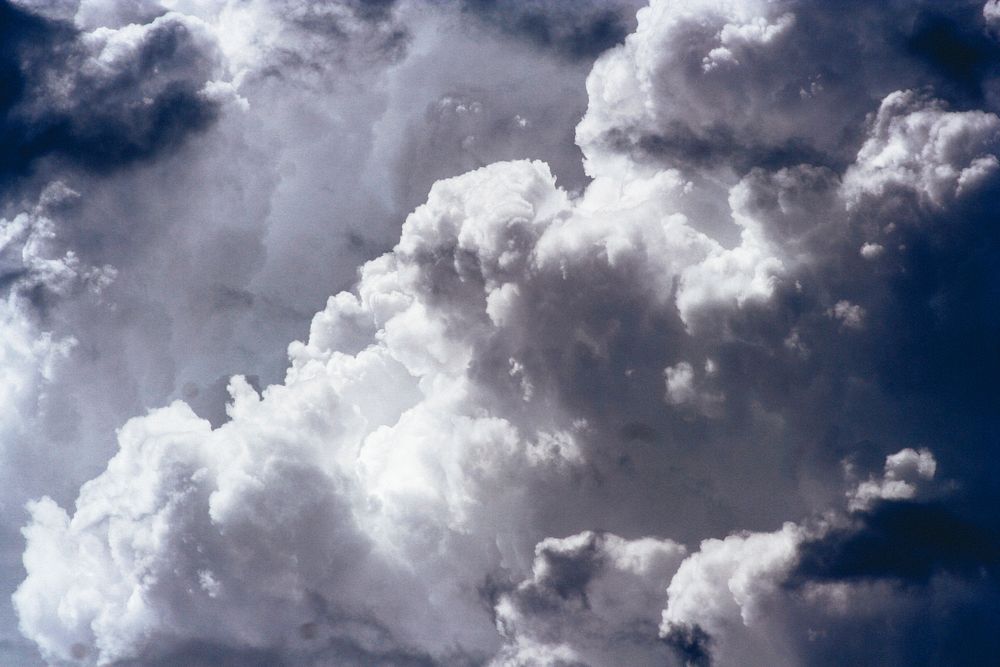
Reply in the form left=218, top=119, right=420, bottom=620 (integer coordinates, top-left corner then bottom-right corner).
left=777, top=499, right=1000, bottom=667
left=661, top=622, right=712, bottom=667
left=0, top=1, right=222, bottom=191
left=514, top=532, right=606, bottom=611
left=461, top=0, right=641, bottom=61
left=494, top=531, right=683, bottom=664
left=345, top=0, right=400, bottom=22
left=601, top=124, right=845, bottom=177
left=256, top=0, right=410, bottom=74
left=905, top=8, right=1000, bottom=102
left=117, top=626, right=453, bottom=667
left=116, top=642, right=288, bottom=667
left=793, top=501, right=1000, bottom=584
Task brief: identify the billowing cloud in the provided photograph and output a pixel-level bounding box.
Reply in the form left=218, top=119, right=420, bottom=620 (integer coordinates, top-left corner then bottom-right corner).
left=5, top=0, right=1000, bottom=665
left=493, top=531, right=686, bottom=666
left=0, top=0, right=227, bottom=189
left=0, top=1, right=636, bottom=663
left=576, top=0, right=1000, bottom=178
left=659, top=448, right=1000, bottom=666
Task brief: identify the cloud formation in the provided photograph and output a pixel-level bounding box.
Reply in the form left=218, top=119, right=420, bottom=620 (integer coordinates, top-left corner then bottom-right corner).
left=5, top=0, right=1000, bottom=665
left=0, top=0, right=633, bottom=662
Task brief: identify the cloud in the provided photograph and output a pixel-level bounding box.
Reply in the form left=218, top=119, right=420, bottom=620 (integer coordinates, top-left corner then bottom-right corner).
left=492, top=531, right=685, bottom=666
left=576, top=0, right=1000, bottom=179
left=660, top=522, right=803, bottom=666
left=8, top=0, right=1000, bottom=665
left=460, top=0, right=643, bottom=61
left=12, top=161, right=592, bottom=664
left=846, top=447, right=937, bottom=511
left=0, top=1, right=655, bottom=663
left=842, top=89, right=1000, bottom=207
left=7, top=149, right=791, bottom=662
left=0, top=1, right=227, bottom=190
left=0, top=184, right=117, bottom=663
left=660, top=448, right=1000, bottom=666
left=0, top=183, right=114, bottom=476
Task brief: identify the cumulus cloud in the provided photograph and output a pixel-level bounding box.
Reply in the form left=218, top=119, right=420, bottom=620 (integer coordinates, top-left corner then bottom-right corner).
left=576, top=0, right=1000, bottom=179
left=12, top=161, right=595, bottom=664
left=492, top=531, right=685, bottom=666
left=6, top=0, right=1000, bottom=665
left=842, top=90, right=1000, bottom=207
left=0, top=0, right=637, bottom=662
left=847, top=447, right=937, bottom=511
left=660, top=447, right=997, bottom=666
left=661, top=522, right=804, bottom=666
left=0, top=183, right=119, bottom=663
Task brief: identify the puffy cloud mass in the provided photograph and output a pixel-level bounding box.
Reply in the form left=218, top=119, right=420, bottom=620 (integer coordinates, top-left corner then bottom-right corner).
left=5, top=0, right=1000, bottom=665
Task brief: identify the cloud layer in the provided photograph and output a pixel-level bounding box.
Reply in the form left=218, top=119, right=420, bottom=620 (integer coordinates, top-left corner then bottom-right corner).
left=4, top=0, right=1000, bottom=665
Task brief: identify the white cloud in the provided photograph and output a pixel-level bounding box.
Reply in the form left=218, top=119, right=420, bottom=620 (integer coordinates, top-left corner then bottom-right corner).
left=847, top=448, right=937, bottom=512
left=843, top=90, right=1000, bottom=208
left=702, top=12, right=795, bottom=71
left=11, top=150, right=827, bottom=662
left=985, top=0, right=1000, bottom=25
left=828, top=300, right=865, bottom=330
left=859, top=242, right=884, bottom=260
left=661, top=522, right=804, bottom=666
left=11, top=161, right=597, bottom=663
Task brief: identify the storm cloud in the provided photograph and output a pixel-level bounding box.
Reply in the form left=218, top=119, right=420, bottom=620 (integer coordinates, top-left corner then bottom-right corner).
left=3, top=0, right=1000, bottom=666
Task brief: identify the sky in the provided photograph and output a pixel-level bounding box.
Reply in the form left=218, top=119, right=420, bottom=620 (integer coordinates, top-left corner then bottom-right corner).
left=0, top=0, right=999, bottom=665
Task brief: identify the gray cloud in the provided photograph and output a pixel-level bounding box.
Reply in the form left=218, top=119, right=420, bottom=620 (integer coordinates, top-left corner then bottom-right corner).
left=460, top=0, right=643, bottom=61
left=0, top=1, right=225, bottom=192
